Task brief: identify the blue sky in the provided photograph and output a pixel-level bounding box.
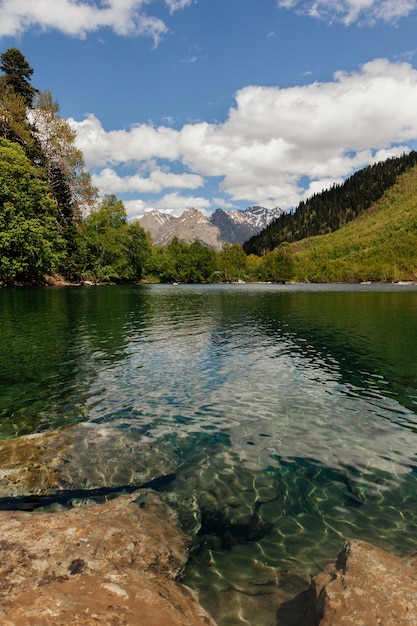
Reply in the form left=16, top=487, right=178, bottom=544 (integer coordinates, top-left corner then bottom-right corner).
left=1, top=0, right=417, bottom=218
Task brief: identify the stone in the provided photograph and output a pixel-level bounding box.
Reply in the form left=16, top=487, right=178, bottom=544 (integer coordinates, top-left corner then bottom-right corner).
left=0, top=423, right=176, bottom=498
left=312, top=539, right=417, bottom=626
left=0, top=489, right=217, bottom=626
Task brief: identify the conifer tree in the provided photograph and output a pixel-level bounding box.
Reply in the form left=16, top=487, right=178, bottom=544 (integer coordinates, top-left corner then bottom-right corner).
left=0, top=47, right=37, bottom=107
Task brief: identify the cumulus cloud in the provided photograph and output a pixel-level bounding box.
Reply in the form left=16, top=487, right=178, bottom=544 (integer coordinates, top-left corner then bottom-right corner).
left=0, top=0, right=190, bottom=43
left=92, top=167, right=204, bottom=194
left=125, top=192, right=210, bottom=219
left=70, top=114, right=180, bottom=166
left=277, top=0, right=417, bottom=25
left=70, top=58, right=417, bottom=212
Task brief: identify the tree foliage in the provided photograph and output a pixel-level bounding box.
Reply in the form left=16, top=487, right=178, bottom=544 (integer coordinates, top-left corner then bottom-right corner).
left=259, top=243, right=295, bottom=282
left=0, top=86, right=33, bottom=146
left=0, top=47, right=37, bottom=107
left=0, top=47, right=98, bottom=280
left=32, top=91, right=96, bottom=214
left=81, top=195, right=150, bottom=282
left=218, top=243, right=247, bottom=282
left=145, top=237, right=218, bottom=283
left=0, top=138, right=65, bottom=282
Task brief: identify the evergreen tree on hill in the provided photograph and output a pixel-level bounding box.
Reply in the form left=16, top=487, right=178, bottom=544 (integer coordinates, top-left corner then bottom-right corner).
left=244, top=151, right=417, bottom=255
left=0, top=47, right=37, bottom=107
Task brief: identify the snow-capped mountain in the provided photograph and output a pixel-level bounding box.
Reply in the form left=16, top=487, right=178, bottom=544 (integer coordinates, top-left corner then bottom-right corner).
left=229, top=206, right=281, bottom=230
left=138, top=206, right=282, bottom=251
left=138, top=209, right=175, bottom=232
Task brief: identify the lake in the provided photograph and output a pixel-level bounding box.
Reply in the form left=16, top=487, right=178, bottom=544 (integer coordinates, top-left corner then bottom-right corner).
left=1, top=283, right=417, bottom=624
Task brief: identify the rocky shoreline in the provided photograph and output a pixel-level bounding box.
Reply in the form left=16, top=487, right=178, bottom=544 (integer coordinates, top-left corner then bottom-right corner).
left=0, top=489, right=216, bottom=626
left=2, top=494, right=417, bottom=625
left=1, top=428, right=417, bottom=625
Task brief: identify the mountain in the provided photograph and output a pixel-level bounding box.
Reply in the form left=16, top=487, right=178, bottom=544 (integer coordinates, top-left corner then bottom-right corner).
left=138, top=205, right=282, bottom=251
left=138, top=209, right=175, bottom=233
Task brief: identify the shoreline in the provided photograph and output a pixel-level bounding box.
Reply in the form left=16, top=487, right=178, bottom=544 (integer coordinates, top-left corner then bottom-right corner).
left=1, top=274, right=416, bottom=288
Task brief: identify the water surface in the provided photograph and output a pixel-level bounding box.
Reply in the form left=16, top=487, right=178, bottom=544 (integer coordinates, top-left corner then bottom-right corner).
left=1, top=283, right=417, bottom=624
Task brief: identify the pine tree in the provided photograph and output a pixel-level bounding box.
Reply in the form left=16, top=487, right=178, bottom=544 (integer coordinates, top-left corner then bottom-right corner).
left=0, top=48, right=37, bottom=107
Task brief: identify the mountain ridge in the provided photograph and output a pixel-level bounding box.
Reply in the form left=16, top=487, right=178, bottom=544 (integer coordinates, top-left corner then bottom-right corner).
left=138, top=206, right=282, bottom=250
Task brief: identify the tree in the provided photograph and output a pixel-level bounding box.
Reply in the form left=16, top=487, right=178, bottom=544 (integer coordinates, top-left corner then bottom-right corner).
left=259, top=243, right=294, bottom=282
left=0, top=48, right=45, bottom=171
left=0, top=85, right=33, bottom=146
left=218, top=243, right=247, bottom=282
left=187, top=240, right=218, bottom=282
left=32, top=90, right=97, bottom=213
left=0, top=48, right=37, bottom=107
left=0, top=138, right=65, bottom=282
left=31, top=90, right=97, bottom=276
left=81, top=195, right=150, bottom=282
left=125, top=220, right=152, bottom=281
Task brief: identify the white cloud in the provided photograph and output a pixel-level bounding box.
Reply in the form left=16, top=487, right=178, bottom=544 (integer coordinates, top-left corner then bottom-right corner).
left=123, top=198, right=148, bottom=220
left=277, top=0, right=417, bottom=25
left=213, top=198, right=235, bottom=209
left=70, top=58, right=417, bottom=211
left=91, top=167, right=204, bottom=194
left=0, top=0, right=191, bottom=43
left=165, top=0, right=195, bottom=13
left=69, top=114, right=180, bottom=166
left=124, top=192, right=210, bottom=218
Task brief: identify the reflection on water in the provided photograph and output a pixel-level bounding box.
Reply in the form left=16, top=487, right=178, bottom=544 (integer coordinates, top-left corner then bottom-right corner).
left=1, top=283, right=417, bottom=624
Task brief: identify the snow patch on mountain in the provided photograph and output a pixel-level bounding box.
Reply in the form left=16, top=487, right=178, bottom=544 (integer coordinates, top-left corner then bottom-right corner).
left=138, top=206, right=282, bottom=250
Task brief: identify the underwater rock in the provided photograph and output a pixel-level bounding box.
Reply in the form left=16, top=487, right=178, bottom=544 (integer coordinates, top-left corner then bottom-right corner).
left=0, top=423, right=177, bottom=498
left=163, top=449, right=282, bottom=542
left=313, top=539, right=417, bottom=625
left=0, top=489, right=217, bottom=625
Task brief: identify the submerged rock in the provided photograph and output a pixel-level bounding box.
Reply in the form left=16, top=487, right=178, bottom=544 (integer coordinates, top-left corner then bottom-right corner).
left=0, top=423, right=177, bottom=498
left=0, top=489, right=217, bottom=625
left=312, top=539, right=417, bottom=625
left=163, top=447, right=282, bottom=541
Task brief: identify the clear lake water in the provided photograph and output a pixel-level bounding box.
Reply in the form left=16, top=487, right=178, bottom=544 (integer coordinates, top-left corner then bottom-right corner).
left=1, top=283, right=417, bottom=625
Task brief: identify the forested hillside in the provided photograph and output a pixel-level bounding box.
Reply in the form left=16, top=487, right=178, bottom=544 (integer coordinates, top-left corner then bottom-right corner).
left=287, top=163, right=417, bottom=282
left=244, top=151, right=417, bottom=255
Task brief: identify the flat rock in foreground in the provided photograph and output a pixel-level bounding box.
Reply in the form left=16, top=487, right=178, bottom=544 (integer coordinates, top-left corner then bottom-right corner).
left=313, top=539, right=417, bottom=626
left=0, top=490, right=216, bottom=626
left=0, top=423, right=176, bottom=497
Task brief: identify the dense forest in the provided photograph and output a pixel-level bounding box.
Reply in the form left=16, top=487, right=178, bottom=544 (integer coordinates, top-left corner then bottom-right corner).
left=1, top=47, right=417, bottom=286
left=244, top=151, right=417, bottom=255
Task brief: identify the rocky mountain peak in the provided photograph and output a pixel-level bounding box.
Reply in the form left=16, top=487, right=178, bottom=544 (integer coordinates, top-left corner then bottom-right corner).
left=138, top=205, right=282, bottom=250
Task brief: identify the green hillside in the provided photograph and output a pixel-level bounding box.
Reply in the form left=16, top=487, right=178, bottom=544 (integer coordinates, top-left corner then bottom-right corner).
left=288, top=164, right=417, bottom=283
left=244, top=151, right=417, bottom=256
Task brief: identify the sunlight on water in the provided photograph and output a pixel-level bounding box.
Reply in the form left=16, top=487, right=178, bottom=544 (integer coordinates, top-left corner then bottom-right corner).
left=1, top=283, right=417, bottom=624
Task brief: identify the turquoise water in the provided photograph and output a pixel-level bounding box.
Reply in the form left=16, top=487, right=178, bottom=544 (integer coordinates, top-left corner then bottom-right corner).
left=1, top=283, right=417, bottom=624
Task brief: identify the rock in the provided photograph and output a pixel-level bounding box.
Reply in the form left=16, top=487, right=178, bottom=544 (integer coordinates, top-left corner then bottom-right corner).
left=0, top=489, right=217, bottom=625
left=0, top=423, right=177, bottom=498
left=312, top=539, right=417, bottom=626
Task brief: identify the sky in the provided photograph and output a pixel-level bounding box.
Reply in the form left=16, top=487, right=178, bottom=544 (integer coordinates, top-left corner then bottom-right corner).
left=2, top=0, right=417, bottom=219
